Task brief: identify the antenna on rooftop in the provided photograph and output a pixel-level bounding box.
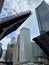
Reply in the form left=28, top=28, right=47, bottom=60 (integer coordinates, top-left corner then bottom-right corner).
left=13, top=9, right=18, bottom=15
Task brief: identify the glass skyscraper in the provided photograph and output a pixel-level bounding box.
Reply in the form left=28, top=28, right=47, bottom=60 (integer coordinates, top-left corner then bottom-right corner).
left=0, top=43, right=2, bottom=58
left=0, top=0, right=4, bottom=12
left=35, top=1, right=49, bottom=59
left=31, top=42, right=44, bottom=59
left=36, top=1, right=49, bottom=34
left=19, top=27, right=32, bottom=62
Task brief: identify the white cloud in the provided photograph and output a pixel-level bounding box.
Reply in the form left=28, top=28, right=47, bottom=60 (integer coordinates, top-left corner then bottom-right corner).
left=45, top=0, right=49, bottom=3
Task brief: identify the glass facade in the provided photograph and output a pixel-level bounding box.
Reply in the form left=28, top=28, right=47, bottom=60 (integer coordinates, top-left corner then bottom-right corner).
left=31, top=42, right=44, bottom=59
left=36, top=1, right=49, bottom=34
left=0, top=43, right=2, bottom=58
left=35, top=1, right=49, bottom=59
left=19, top=27, right=32, bottom=62
left=0, top=0, right=4, bottom=12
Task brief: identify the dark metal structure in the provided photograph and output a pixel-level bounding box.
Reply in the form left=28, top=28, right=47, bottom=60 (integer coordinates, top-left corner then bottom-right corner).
left=33, top=31, right=49, bottom=58
left=0, top=0, right=4, bottom=13
left=0, top=11, right=32, bottom=40
left=0, top=61, right=13, bottom=65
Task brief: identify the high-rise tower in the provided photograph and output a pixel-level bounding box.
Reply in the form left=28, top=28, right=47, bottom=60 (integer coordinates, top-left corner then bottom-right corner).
left=19, top=27, right=32, bottom=62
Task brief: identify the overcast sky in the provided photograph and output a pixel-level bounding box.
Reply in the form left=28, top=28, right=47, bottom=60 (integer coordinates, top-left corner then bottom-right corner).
left=0, top=0, right=49, bottom=49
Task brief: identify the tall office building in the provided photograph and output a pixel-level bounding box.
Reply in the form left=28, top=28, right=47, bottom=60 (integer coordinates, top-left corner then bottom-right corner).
left=2, top=50, right=6, bottom=59
left=19, top=27, right=32, bottom=62
left=5, top=44, right=14, bottom=62
left=0, top=0, right=4, bottom=13
left=0, top=43, right=2, bottom=52
left=10, top=37, right=15, bottom=44
left=31, top=42, right=44, bottom=59
left=35, top=1, right=49, bottom=34
left=5, top=37, right=15, bottom=62
left=35, top=1, right=49, bottom=59
left=13, top=34, right=20, bottom=65
left=0, top=43, right=2, bottom=58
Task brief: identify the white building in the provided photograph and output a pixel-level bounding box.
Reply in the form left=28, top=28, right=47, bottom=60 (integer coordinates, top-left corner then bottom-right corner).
left=19, top=27, right=32, bottom=62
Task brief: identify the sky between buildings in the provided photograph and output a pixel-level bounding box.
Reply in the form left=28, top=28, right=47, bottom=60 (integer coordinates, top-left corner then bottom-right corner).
left=0, top=0, right=49, bottom=49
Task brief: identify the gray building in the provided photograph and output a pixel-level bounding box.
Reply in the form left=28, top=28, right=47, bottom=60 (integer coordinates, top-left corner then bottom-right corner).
left=13, top=34, right=20, bottom=65
left=19, top=27, right=32, bottom=62
left=5, top=37, right=15, bottom=62
left=0, top=0, right=4, bottom=13
left=35, top=0, right=49, bottom=59
left=35, top=1, right=49, bottom=34
left=31, top=42, right=44, bottom=59
left=0, top=43, right=2, bottom=58
left=2, top=50, right=6, bottom=60
left=10, top=37, right=15, bottom=44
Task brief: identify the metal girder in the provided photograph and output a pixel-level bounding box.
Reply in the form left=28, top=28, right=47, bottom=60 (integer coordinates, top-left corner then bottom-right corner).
left=33, top=31, right=49, bottom=58
left=0, top=11, right=32, bottom=40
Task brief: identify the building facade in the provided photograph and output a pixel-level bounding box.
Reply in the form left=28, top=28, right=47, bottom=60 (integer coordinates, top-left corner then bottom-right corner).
left=19, top=27, right=32, bottom=62
left=0, top=43, right=2, bottom=58
left=31, top=42, right=44, bottom=59
left=10, top=37, right=15, bottom=45
left=35, top=1, right=49, bottom=34
left=35, top=0, right=49, bottom=59
left=5, top=37, right=15, bottom=62
left=5, top=44, right=14, bottom=62
left=13, top=34, right=20, bottom=65
left=0, top=0, right=4, bottom=12
left=2, top=50, right=6, bottom=60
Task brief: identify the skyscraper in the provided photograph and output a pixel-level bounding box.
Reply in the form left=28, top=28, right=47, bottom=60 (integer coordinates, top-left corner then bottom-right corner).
left=10, top=37, right=15, bottom=44
left=5, top=37, right=15, bottom=62
left=19, top=27, right=32, bottom=62
left=2, top=50, right=6, bottom=59
left=35, top=0, right=49, bottom=59
left=35, top=1, right=49, bottom=34
left=0, top=0, right=4, bottom=13
left=31, top=42, right=44, bottom=59
left=13, top=34, right=20, bottom=65
left=0, top=43, right=2, bottom=58
left=0, top=43, right=2, bottom=51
